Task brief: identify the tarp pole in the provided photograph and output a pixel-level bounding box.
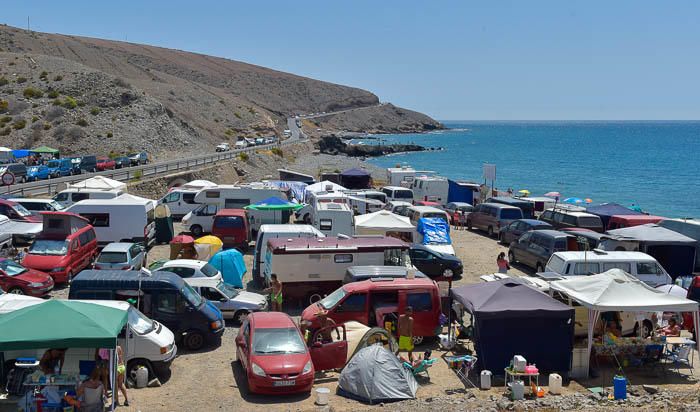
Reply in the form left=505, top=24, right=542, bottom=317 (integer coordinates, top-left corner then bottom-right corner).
left=110, top=348, right=115, bottom=412
left=694, top=311, right=700, bottom=359
left=587, top=309, right=600, bottom=378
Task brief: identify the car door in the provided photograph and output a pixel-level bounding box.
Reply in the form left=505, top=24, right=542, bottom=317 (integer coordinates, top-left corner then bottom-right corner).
left=309, top=324, right=348, bottom=371
left=153, top=291, right=185, bottom=335
left=512, top=232, right=532, bottom=263
left=331, top=292, right=368, bottom=325
left=400, top=290, right=436, bottom=337
left=236, top=321, right=251, bottom=369
left=410, top=248, right=438, bottom=277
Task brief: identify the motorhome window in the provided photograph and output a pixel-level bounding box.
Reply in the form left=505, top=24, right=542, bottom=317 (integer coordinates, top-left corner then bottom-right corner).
left=602, top=262, right=631, bottom=272
left=395, top=190, right=413, bottom=199
left=29, top=240, right=68, bottom=256
left=72, top=193, right=89, bottom=202
left=156, top=292, right=184, bottom=314
left=500, top=209, right=522, bottom=220
left=129, top=307, right=155, bottom=335
left=47, top=218, right=65, bottom=230
left=214, top=216, right=244, bottom=228
left=334, top=254, right=353, bottom=264
left=365, top=193, right=387, bottom=203
left=574, top=262, right=600, bottom=275
left=319, top=287, right=347, bottom=309
left=563, top=215, right=577, bottom=225
left=578, top=217, right=602, bottom=228
left=81, top=213, right=110, bottom=227
left=182, top=193, right=196, bottom=204
left=637, top=262, right=664, bottom=275
left=205, top=191, right=220, bottom=198
left=381, top=188, right=391, bottom=197
left=320, top=219, right=333, bottom=231
left=225, top=199, right=250, bottom=209
left=407, top=292, right=433, bottom=312
left=337, top=293, right=367, bottom=312
left=182, top=283, right=203, bottom=307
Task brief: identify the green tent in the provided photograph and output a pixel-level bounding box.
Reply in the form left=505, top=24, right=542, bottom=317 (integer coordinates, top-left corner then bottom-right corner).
left=244, top=196, right=303, bottom=211
left=29, top=146, right=60, bottom=156
left=0, top=300, right=127, bottom=351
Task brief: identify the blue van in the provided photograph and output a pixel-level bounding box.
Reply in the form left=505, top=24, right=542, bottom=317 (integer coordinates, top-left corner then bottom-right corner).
left=26, top=165, right=51, bottom=181
left=69, top=270, right=225, bottom=350
left=46, top=158, right=74, bottom=178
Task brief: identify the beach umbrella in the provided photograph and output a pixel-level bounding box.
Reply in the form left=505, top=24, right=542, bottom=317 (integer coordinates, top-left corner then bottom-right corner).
left=194, top=235, right=223, bottom=260
left=563, top=197, right=583, bottom=204
left=544, top=191, right=561, bottom=198
left=655, top=284, right=687, bottom=298
left=584, top=198, right=593, bottom=204
left=171, top=234, right=195, bottom=244
left=517, top=189, right=530, bottom=196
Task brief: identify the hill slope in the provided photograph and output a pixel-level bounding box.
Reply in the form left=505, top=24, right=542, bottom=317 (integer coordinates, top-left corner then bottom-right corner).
left=0, top=25, right=441, bottom=158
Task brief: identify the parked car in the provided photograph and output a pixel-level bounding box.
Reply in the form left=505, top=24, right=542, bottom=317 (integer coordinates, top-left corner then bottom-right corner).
left=466, top=203, right=524, bottom=237
left=0, top=259, right=54, bottom=297
left=235, top=140, right=248, bottom=149
left=96, top=157, right=116, bottom=171
left=263, top=137, right=276, bottom=144
left=0, top=163, right=28, bottom=184
left=539, top=208, right=604, bottom=232
left=508, top=229, right=578, bottom=272
left=129, top=151, right=149, bottom=165
left=9, top=198, right=66, bottom=216
left=235, top=312, right=317, bottom=394
left=255, top=138, right=265, bottom=146
left=443, top=202, right=474, bottom=224
left=114, top=156, right=131, bottom=169
left=211, top=209, right=249, bottom=250
left=150, top=259, right=223, bottom=282
left=409, top=244, right=463, bottom=280
left=185, top=277, right=267, bottom=324
left=215, top=143, right=230, bottom=152
left=78, top=155, right=98, bottom=173
left=46, top=158, right=73, bottom=178
left=499, top=219, right=553, bottom=244
left=384, top=200, right=413, bottom=217
left=25, top=165, right=50, bottom=181
left=0, top=199, right=42, bottom=223
left=94, top=242, right=146, bottom=270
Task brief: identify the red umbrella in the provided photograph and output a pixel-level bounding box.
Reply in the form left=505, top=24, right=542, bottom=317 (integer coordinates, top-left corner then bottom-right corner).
left=171, top=234, right=195, bottom=244
left=544, top=191, right=561, bottom=198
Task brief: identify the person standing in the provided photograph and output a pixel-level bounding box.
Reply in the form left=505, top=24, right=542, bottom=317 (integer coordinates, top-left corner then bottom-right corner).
left=397, top=306, right=415, bottom=362
left=115, top=345, right=129, bottom=407
left=39, top=348, right=66, bottom=375
left=264, top=273, right=283, bottom=312
left=497, top=252, right=510, bottom=274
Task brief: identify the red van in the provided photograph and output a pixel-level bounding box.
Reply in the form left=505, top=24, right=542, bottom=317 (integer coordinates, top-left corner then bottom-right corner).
left=607, top=215, right=665, bottom=230
left=22, top=212, right=98, bottom=284
left=211, top=209, right=249, bottom=250
left=0, top=199, right=41, bottom=223
left=301, top=277, right=442, bottom=345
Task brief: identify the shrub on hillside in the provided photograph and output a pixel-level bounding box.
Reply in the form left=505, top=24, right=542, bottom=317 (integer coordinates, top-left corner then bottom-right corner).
left=31, top=116, right=39, bottom=123
left=0, top=100, right=8, bottom=113
left=90, top=107, right=100, bottom=116
left=43, top=122, right=51, bottom=130
left=106, top=131, right=113, bottom=138
left=62, top=96, right=77, bottom=109
left=0, top=77, right=8, bottom=87
left=39, top=71, right=48, bottom=80
left=76, top=118, right=88, bottom=127
left=12, top=119, right=26, bottom=130
left=23, top=87, right=43, bottom=98
left=238, top=152, right=249, bottom=161
left=0, top=127, right=10, bottom=136
left=47, top=90, right=59, bottom=99
left=271, top=147, right=283, bottom=157
left=53, top=75, right=63, bottom=81
left=45, top=107, right=65, bottom=121
left=16, top=77, right=27, bottom=84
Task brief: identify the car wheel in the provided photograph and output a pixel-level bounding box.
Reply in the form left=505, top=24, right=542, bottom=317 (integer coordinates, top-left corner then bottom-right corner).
left=499, top=233, right=506, bottom=244
left=127, top=359, right=153, bottom=382
left=443, top=268, right=454, bottom=279
left=8, top=287, right=24, bottom=295
left=508, top=250, right=516, bottom=263
left=303, top=214, right=311, bottom=224
left=67, top=270, right=74, bottom=284
left=466, top=220, right=472, bottom=230
left=233, top=310, right=249, bottom=326
left=184, top=330, right=205, bottom=351
left=536, top=263, right=544, bottom=273
left=634, top=320, right=653, bottom=338
left=190, top=225, right=203, bottom=237
left=487, top=226, right=494, bottom=238
left=412, top=335, right=424, bottom=346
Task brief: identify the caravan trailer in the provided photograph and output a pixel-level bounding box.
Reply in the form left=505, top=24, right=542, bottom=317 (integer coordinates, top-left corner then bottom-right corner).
left=263, top=236, right=410, bottom=305
left=313, top=202, right=354, bottom=236
left=158, top=180, right=215, bottom=219
left=411, top=175, right=449, bottom=204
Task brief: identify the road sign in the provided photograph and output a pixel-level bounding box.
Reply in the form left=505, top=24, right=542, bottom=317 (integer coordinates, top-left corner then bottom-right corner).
left=483, top=164, right=496, bottom=181
left=1, top=172, right=14, bottom=186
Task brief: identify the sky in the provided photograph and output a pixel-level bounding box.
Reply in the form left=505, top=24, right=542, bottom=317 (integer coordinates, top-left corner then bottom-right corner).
left=3, top=1, right=700, bottom=120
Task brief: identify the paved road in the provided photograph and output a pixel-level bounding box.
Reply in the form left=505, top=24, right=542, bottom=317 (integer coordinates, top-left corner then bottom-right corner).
left=286, top=102, right=384, bottom=137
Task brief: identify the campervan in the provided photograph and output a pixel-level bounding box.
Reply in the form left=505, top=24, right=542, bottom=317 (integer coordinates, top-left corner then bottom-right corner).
left=539, top=208, right=605, bottom=232
left=347, top=196, right=384, bottom=215
left=69, top=270, right=225, bottom=350
left=487, top=197, right=535, bottom=219
left=263, top=236, right=409, bottom=305
left=658, top=219, right=700, bottom=271
left=252, top=224, right=325, bottom=286
left=296, top=191, right=349, bottom=223
left=411, top=175, right=449, bottom=204
left=406, top=206, right=449, bottom=226
left=53, top=188, right=125, bottom=208
left=544, top=250, right=672, bottom=286
left=1, top=298, right=177, bottom=380
left=65, top=195, right=156, bottom=247
left=313, top=202, right=354, bottom=236
left=386, top=166, right=435, bottom=187
left=381, top=186, right=414, bottom=202
left=157, top=180, right=215, bottom=219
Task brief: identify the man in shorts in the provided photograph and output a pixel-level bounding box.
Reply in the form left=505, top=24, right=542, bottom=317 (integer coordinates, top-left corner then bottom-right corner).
left=397, top=306, right=415, bottom=361
left=264, top=273, right=283, bottom=312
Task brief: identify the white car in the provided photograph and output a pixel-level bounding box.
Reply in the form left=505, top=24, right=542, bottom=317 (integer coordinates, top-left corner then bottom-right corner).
left=216, top=143, right=230, bottom=152
left=235, top=140, right=248, bottom=149
left=185, top=278, right=267, bottom=323
left=153, top=259, right=223, bottom=282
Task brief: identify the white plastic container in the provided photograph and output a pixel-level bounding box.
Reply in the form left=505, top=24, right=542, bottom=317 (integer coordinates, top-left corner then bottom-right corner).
left=549, top=373, right=562, bottom=395
left=511, top=380, right=525, bottom=400
left=133, top=366, right=149, bottom=388
left=315, top=387, right=330, bottom=405
left=480, top=370, right=492, bottom=390
left=513, top=355, right=526, bottom=372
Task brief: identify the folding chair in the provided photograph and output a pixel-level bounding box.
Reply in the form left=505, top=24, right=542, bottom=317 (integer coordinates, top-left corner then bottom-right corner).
left=668, top=344, right=694, bottom=375
left=403, top=358, right=438, bottom=379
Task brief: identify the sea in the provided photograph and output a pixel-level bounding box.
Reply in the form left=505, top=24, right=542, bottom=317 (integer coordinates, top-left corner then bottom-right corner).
left=363, top=121, right=700, bottom=218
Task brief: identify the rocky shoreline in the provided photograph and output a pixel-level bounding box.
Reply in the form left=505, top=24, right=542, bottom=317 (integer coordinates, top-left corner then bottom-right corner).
left=316, top=135, right=434, bottom=157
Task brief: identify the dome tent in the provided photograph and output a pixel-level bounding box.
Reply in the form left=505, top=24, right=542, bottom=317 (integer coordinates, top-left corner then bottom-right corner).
left=337, top=344, right=417, bottom=404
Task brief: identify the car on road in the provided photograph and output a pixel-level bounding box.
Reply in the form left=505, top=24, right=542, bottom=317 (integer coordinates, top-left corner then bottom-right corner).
left=149, top=259, right=223, bottom=282
left=215, top=143, right=230, bottom=152
left=46, top=159, right=73, bottom=178
left=0, top=258, right=54, bottom=297
left=409, top=244, right=463, bottom=281
left=0, top=163, right=28, bottom=184
left=235, top=312, right=316, bottom=394
left=264, top=137, right=276, bottom=144
left=25, top=165, right=50, bottom=181
left=77, top=155, right=98, bottom=173
left=94, top=242, right=146, bottom=271
left=128, top=151, right=149, bottom=166
left=96, top=157, right=116, bottom=171
left=508, top=229, right=576, bottom=272
left=255, top=138, right=265, bottom=146
left=499, top=219, right=553, bottom=244
left=114, top=156, right=131, bottom=169
left=235, top=140, right=248, bottom=149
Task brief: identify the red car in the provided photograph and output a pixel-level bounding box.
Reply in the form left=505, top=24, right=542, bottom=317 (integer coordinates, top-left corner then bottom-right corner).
left=414, top=200, right=443, bottom=208
left=96, top=157, right=116, bottom=171
left=236, top=312, right=346, bottom=394
left=0, top=258, right=54, bottom=297
left=211, top=209, right=249, bottom=250
left=0, top=199, right=42, bottom=223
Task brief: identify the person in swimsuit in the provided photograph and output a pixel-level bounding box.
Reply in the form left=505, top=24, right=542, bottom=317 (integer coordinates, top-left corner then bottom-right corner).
left=264, top=273, right=283, bottom=312
left=397, top=306, right=415, bottom=362
left=115, top=345, right=129, bottom=407
left=39, top=348, right=66, bottom=375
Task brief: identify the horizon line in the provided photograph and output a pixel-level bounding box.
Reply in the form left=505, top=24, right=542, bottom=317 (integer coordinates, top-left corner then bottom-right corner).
left=438, top=119, right=700, bottom=122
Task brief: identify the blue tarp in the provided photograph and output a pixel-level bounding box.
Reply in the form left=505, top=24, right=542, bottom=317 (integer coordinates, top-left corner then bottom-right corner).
left=12, top=150, right=30, bottom=158
left=447, top=180, right=476, bottom=204
left=267, top=180, right=307, bottom=202
left=586, top=202, right=643, bottom=228
left=209, top=249, right=247, bottom=288
left=416, top=217, right=451, bottom=245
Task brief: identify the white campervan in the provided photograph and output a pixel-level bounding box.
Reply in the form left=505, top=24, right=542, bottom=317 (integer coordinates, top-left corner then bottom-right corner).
left=380, top=186, right=414, bottom=202
left=157, top=180, right=215, bottom=219
left=53, top=188, right=125, bottom=208
left=406, top=205, right=450, bottom=226
left=65, top=194, right=156, bottom=247
left=545, top=250, right=672, bottom=286
left=313, top=202, right=354, bottom=236
left=252, top=224, right=325, bottom=286
left=411, top=175, right=449, bottom=204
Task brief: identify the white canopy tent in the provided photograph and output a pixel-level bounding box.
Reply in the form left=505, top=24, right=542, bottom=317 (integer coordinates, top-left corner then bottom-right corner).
left=68, top=176, right=127, bottom=191
left=306, top=180, right=346, bottom=194
left=354, top=210, right=415, bottom=241
left=549, top=269, right=700, bottom=377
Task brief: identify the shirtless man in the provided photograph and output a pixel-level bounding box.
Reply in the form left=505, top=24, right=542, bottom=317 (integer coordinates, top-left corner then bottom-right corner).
left=397, top=306, right=415, bottom=362
left=264, top=273, right=283, bottom=311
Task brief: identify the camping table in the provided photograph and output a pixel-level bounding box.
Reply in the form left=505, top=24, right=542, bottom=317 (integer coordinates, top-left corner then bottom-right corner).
left=504, top=368, right=539, bottom=394
left=444, top=354, right=477, bottom=388
left=23, top=374, right=85, bottom=411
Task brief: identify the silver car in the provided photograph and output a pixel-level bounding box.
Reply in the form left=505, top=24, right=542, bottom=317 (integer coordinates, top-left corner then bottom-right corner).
left=94, top=242, right=146, bottom=270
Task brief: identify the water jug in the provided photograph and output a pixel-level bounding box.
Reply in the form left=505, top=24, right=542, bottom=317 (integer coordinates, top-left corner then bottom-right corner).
left=511, top=380, right=525, bottom=400
left=480, top=370, right=492, bottom=390
left=548, top=373, right=562, bottom=395
left=613, top=375, right=627, bottom=400
left=133, top=366, right=149, bottom=388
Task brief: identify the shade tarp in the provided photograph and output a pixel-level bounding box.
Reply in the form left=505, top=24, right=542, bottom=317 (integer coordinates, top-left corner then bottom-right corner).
left=209, top=249, right=247, bottom=288
left=338, top=344, right=417, bottom=404
left=244, top=196, right=303, bottom=211
left=586, top=202, right=643, bottom=227
left=340, top=168, right=372, bottom=189
left=0, top=300, right=127, bottom=350
left=416, top=217, right=451, bottom=245
left=29, top=146, right=60, bottom=155
left=266, top=180, right=307, bottom=202
left=12, top=149, right=30, bottom=158
left=603, top=224, right=697, bottom=245
left=355, top=211, right=414, bottom=231
left=68, top=176, right=127, bottom=191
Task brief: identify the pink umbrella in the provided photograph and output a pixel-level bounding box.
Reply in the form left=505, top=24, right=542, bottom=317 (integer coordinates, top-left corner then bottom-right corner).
left=544, top=191, right=561, bottom=198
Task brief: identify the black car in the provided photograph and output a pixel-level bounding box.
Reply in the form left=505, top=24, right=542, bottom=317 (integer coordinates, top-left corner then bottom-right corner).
left=409, top=244, right=463, bottom=281
left=499, top=219, right=553, bottom=244
left=508, top=230, right=575, bottom=272
left=114, top=156, right=131, bottom=169
left=78, top=155, right=98, bottom=173
left=0, top=163, right=27, bottom=185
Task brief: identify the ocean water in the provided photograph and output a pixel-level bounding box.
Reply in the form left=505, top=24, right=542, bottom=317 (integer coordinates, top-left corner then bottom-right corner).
left=365, top=121, right=700, bottom=218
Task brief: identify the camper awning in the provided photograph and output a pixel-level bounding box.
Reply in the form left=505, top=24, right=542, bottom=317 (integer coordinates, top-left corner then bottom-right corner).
left=602, top=224, right=697, bottom=246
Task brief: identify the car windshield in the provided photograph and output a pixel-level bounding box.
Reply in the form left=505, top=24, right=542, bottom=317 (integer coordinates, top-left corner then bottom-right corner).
left=181, top=283, right=203, bottom=307
left=28, top=166, right=40, bottom=173
left=0, top=260, right=28, bottom=276
left=29, top=240, right=68, bottom=256
left=97, top=252, right=128, bottom=264
left=128, top=307, right=156, bottom=335
left=47, top=160, right=60, bottom=168
left=218, top=281, right=240, bottom=299
left=14, top=204, right=32, bottom=217
left=395, top=190, right=413, bottom=199
left=48, top=201, right=65, bottom=211
left=319, top=287, right=347, bottom=310
left=200, top=263, right=219, bottom=277
left=252, top=327, right=306, bottom=355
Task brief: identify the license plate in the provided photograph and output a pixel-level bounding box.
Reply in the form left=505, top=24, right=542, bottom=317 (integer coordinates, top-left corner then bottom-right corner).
left=273, top=380, right=295, bottom=387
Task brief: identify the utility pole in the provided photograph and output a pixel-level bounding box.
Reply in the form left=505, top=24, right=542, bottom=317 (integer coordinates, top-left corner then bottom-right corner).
left=27, top=16, right=30, bottom=31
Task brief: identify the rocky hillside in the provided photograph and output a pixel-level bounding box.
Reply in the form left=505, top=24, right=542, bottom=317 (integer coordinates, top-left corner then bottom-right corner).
left=0, top=25, right=442, bottom=158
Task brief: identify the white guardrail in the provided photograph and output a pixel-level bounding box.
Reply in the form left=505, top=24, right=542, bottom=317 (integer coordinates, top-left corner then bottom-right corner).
left=3, top=139, right=305, bottom=197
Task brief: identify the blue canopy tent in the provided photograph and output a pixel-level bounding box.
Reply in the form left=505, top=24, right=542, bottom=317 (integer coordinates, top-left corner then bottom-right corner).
left=586, top=202, right=643, bottom=229
left=416, top=217, right=451, bottom=245
left=209, top=249, right=247, bottom=288
left=11, top=149, right=30, bottom=159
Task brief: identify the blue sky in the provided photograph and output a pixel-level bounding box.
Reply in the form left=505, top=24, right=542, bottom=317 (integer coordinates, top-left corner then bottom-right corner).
left=3, top=1, right=700, bottom=120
